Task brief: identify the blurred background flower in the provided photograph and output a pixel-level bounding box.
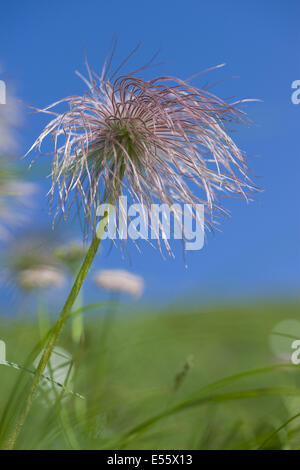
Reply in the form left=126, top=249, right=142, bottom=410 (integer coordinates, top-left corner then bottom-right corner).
left=0, top=82, right=21, bottom=155
left=0, top=167, right=37, bottom=241
left=94, top=269, right=144, bottom=299
left=2, top=232, right=67, bottom=336
left=17, top=265, right=66, bottom=292
left=0, top=82, right=38, bottom=240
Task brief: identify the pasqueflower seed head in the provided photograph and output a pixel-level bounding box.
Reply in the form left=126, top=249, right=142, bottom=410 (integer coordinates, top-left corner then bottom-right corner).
left=27, top=49, right=259, bottom=250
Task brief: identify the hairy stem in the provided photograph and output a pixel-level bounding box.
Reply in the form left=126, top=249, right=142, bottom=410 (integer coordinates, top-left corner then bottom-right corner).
left=3, top=233, right=102, bottom=450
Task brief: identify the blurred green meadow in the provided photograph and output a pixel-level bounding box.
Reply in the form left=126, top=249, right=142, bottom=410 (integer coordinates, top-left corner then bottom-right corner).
left=1, top=299, right=300, bottom=450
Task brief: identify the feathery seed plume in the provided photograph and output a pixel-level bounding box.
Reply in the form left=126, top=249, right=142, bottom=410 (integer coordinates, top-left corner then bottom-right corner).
left=28, top=47, right=258, bottom=253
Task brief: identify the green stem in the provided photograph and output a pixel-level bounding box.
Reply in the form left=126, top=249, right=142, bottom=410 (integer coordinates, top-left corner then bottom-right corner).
left=3, top=233, right=101, bottom=450
left=71, top=287, right=84, bottom=345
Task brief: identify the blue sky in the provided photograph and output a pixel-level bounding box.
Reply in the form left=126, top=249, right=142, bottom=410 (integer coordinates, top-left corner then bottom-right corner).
left=0, top=0, right=299, bottom=307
